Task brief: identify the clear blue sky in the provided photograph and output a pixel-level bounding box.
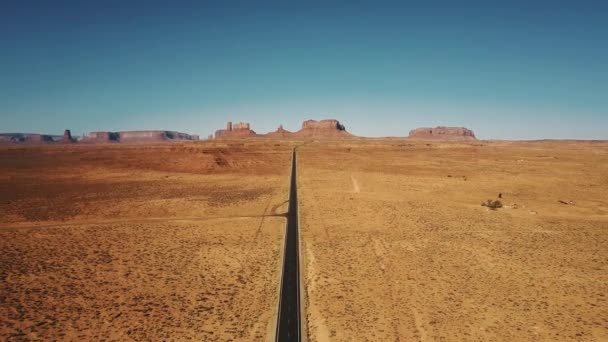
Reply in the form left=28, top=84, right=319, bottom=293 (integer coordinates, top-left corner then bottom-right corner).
left=1, top=1, right=606, bottom=139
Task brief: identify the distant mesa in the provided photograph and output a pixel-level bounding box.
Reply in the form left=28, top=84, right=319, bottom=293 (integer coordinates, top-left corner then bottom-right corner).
left=0, top=130, right=199, bottom=144
left=1, top=122, right=480, bottom=144
left=214, top=121, right=257, bottom=139
left=62, top=129, right=74, bottom=143
left=0, top=133, right=62, bottom=143
left=265, top=124, right=294, bottom=138
left=408, top=126, right=476, bottom=140
left=301, top=119, right=346, bottom=131
left=83, top=131, right=119, bottom=143
left=83, top=130, right=199, bottom=143
left=295, top=119, right=351, bottom=138
left=214, top=119, right=351, bottom=139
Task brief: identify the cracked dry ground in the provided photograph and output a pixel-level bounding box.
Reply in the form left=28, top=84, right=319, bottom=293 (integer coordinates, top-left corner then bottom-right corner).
left=298, top=140, right=608, bottom=341
left=0, top=142, right=292, bottom=341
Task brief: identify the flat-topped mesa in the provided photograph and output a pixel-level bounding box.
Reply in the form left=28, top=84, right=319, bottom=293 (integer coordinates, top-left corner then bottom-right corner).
left=83, top=131, right=118, bottom=142
left=82, top=130, right=198, bottom=143
left=2, top=129, right=199, bottom=144
left=0, top=133, right=61, bottom=143
left=119, top=130, right=170, bottom=142
left=408, top=126, right=477, bottom=140
left=214, top=121, right=257, bottom=139
left=301, top=119, right=345, bottom=131
left=295, top=119, right=352, bottom=138
left=168, top=131, right=199, bottom=140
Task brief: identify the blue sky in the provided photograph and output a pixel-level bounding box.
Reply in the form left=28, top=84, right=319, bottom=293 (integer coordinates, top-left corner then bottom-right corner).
left=1, top=1, right=606, bottom=139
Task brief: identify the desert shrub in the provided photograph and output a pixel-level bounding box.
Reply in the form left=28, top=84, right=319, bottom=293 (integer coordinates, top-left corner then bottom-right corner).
left=482, top=199, right=503, bottom=210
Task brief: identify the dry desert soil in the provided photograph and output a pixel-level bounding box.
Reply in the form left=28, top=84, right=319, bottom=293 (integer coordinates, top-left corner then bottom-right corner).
left=1, top=139, right=608, bottom=341
left=0, top=142, right=292, bottom=341
left=298, top=140, right=608, bottom=341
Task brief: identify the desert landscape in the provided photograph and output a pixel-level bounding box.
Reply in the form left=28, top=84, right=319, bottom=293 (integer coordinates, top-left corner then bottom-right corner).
left=298, top=139, right=608, bottom=341
left=1, top=136, right=607, bottom=341
left=3, top=2, right=605, bottom=340
left=0, top=142, right=293, bottom=340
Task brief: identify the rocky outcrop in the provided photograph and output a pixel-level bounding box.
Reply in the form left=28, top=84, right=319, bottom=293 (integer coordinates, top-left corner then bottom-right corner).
left=118, top=131, right=198, bottom=142
left=408, top=126, right=476, bottom=140
left=62, top=129, right=74, bottom=143
left=214, top=119, right=352, bottom=139
left=214, top=122, right=257, bottom=139
left=2, top=121, right=478, bottom=144
left=119, top=131, right=168, bottom=142
left=82, top=130, right=198, bottom=143
left=0, top=134, right=21, bottom=143
left=294, top=119, right=351, bottom=138
left=301, top=119, right=345, bottom=131
left=83, top=131, right=117, bottom=143
left=167, top=131, right=199, bottom=140
left=0, top=133, right=61, bottom=143
left=0, top=129, right=199, bottom=143
left=2, top=130, right=199, bottom=144
left=265, top=125, right=294, bottom=138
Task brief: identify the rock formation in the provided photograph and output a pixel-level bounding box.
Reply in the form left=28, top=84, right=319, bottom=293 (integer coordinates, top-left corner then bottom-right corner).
left=119, top=131, right=168, bottom=142
left=1, top=130, right=199, bottom=144
left=82, top=131, right=198, bottom=143
left=214, top=122, right=257, bottom=139
left=62, top=129, right=74, bottom=143
left=265, top=125, right=294, bottom=138
left=408, top=126, right=476, bottom=140
left=83, top=131, right=116, bottom=143
left=172, top=132, right=198, bottom=140
left=213, top=119, right=352, bottom=139
left=0, top=133, right=61, bottom=143
left=1, top=121, right=478, bottom=144
left=294, top=119, right=351, bottom=138
left=0, top=133, right=27, bottom=143
left=301, top=119, right=345, bottom=131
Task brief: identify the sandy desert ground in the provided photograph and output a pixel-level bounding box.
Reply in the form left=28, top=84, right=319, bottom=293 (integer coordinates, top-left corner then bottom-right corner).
left=1, top=139, right=607, bottom=341
left=298, top=140, right=608, bottom=341
left=0, top=142, right=292, bottom=341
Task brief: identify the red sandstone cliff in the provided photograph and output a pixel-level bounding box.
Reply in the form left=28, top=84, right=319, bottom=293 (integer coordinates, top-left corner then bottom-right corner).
left=214, top=119, right=352, bottom=139
left=0, top=133, right=61, bottom=143
left=294, top=119, right=352, bottom=138
left=408, top=126, right=476, bottom=140
left=265, top=125, right=294, bottom=138
left=214, top=122, right=257, bottom=139
left=82, top=130, right=198, bottom=143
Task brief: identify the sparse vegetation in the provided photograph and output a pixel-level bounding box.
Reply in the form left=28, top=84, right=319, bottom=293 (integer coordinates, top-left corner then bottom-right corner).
left=482, top=199, right=503, bottom=210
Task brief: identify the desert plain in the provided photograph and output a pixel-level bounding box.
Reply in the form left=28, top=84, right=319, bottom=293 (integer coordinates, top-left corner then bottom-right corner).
left=1, top=139, right=608, bottom=341
left=298, top=140, right=608, bottom=341
left=0, top=142, right=292, bottom=341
